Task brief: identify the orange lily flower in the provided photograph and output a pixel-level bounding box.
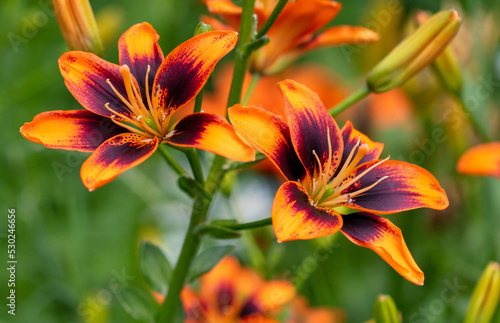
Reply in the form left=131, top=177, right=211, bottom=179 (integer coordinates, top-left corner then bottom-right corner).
left=457, top=143, right=500, bottom=178
left=181, top=256, right=295, bottom=323
left=201, top=0, right=379, bottom=75
left=229, top=80, right=449, bottom=285
left=287, top=296, right=345, bottom=323
left=21, top=23, right=254, bottom=191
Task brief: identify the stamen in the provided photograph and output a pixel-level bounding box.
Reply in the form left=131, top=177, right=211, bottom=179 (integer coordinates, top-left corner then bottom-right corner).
left=119, top=65, right=143, bottom=117
left=334, top=156, right=390, bottom=196
left=106, top=79, right=136, bottom=114
left=144, top=65, right=163, bottom=134
left=104, top=103, right=141, bottom=127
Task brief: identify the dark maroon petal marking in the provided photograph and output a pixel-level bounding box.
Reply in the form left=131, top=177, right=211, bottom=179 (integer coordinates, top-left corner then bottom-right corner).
left=239, top=298, right=261, bottom=318
left=153, top=31, right=237, bottom=117
left=217, top=283, right=235, bottom=316
left=118, top=23, right=164, bottom=100
left=59, top=51, right=134, bottom=119
left=279, top=80, right=343, bottom=179
left=340, top=212, right=389, bottom=243
left=341, top=160, right=449, bottom=213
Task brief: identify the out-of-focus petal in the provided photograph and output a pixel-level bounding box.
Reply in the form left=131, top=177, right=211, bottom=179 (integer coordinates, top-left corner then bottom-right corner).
left=272, top=181, right=343, bottom=242
left=153, top=31, right=237, bottom=116
left=59, top=51, right=133, bottom=119
left=341, top=212, right=424, bottom=285
left=240, top=280, right=295, bottom=317
left=300, top=25, right=379, bottom=51
left=457, top=142, right=500, bottom=178
left=228, top=105, right=305, bottom=180
left=20, top=110, right=124, bottom=152
left=338, top=120, right=384, bottom=171
left=343, top=160, right=449, bottom=214
left=118, top=22, right=164, bottom=99
left=257, top=0, right=341, bottom=69
left=168, top=112, right=255, bottom=162
left=81, top=133, right=158, bottom=191
left=181, top=286, right=204, bottom=323
left=278, top=79, right=343, bottom=179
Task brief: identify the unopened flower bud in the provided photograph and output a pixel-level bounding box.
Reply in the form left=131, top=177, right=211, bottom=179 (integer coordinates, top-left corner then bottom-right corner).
left=464, top=262, right=500, bottom=323
left=373, top=294, right=401, bottom=323
left=52, top=0, right=104, bottom=56
left=416, top=11, right=463, bottom=97
left=367, top=9, right=461, bottom=93
left=194, top=22, right=214, bottom=36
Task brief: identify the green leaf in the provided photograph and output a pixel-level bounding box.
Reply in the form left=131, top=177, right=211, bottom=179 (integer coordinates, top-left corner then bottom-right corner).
left=178, top=176, right=211, bottom=201
left=139, top=241, right=172, bottom=295
left=115, top=287, right=156, bottom=323
left=188, top=245, right=235, bottom=282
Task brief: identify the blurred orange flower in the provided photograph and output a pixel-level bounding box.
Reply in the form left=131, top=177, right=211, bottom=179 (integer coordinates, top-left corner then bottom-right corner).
left=286, top=297, right=345, bottom=323
left=181, top=256, right=295, bottom=323
left=201, top=0, right=379, bottom=75
left=457, top=143, right=500, bottom=178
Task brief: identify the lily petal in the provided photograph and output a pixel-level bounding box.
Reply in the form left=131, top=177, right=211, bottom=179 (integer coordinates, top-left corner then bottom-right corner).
left=153, top=31, right=237, bottom=117
left=181, top=286, right=204, bottom=323
left=300, top=26, right=379, bottom=51
left=240, top=280, right=295, bottom=317
left=59, top=51, right=133, bottom=119
left=338, top=120, right=384, bottom=171
left=457, top=142, right=500, bottom=178
left=278, top=80, right=343, bottom=179
left=343, top=160, right=449, bottom=214
left=272, top=181, right=343, bottom=242
left=261, top=0, right=341, bottom=67
left=168, top=112, right=254, bottom=162
left=228, top=104, right=305, bottom=180
left=81, top=133, right=158, bottom=191
left=341, top=212, right=424, bottom=285
left=118, top=22, right=164, bottom=100
left=20, top=110, right=124, bottom=152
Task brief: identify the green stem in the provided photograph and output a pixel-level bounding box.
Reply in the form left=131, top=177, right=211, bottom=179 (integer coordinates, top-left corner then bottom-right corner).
left=241, top=73, right=261, bottom=105
left=156, top=155, right=227, bottom=322
left=223, top=217, right=272, bottom=230
left=455, top=94, right=491, bottom=142
left=185, top=149, right=205, bottom=185
left=227, top=0, right=256, bottom=109
left=255, top=0, right=288, bottom=39
left=329, top=85, right=370, bottom=117
left=193, top=88, right=204, bottom=113
left=157, top=145, right=187, bottom=176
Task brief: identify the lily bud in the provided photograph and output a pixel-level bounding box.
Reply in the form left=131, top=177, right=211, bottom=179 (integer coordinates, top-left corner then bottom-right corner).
left=194, top=22, right=214, bottom=36
left=464, top=262, right=500, bottom=323
left=52, top=0, right=104, bottom=56
left=416, top=11, right=463, bottom=97
left=367, top=9, right=461, bottom=93
left=373, top=294, right=401, bottom=323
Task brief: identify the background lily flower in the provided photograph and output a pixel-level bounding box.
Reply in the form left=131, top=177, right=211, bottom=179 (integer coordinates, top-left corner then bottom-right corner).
left=181, top=256, right=295, bottom=323
left=229, top=80, right=449, bottom=285
left=21, top=22, right=254, bottom=191
left=457, top=143, right=500, bottom=179
left=200, top=0, right=379, bottom=75
left=286, top=296, right=345, bottom=323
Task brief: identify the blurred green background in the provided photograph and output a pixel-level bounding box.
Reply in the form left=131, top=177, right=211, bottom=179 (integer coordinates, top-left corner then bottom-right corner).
left=1, top=0, right=500, bottom=322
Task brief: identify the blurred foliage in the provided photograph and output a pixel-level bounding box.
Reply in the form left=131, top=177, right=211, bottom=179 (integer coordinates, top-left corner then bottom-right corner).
left=0, top=0, right=499, bottom=322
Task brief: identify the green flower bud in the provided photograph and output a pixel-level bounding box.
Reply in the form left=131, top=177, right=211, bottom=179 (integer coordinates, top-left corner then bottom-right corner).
left=367, top=9, right=461, bottom=93
left=464, top=262, right=500, bottom=323
left=373, top=294, right=401, bottom=323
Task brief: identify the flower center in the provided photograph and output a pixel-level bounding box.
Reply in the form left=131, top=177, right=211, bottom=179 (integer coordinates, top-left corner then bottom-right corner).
left=104, top=65, right=174, bottom=141
left=303, top=130, right=389, bottom=208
